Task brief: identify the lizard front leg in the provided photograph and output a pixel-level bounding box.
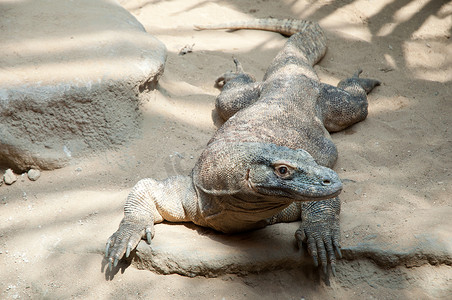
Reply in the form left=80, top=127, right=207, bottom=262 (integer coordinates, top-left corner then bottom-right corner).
left=105, top=176, right=197, bottom=270
left=268, top=198, right=342, bottom=276
left=296, top=197, right=342, bottom=276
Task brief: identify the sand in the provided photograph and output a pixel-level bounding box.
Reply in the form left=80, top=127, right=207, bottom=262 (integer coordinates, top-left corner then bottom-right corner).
left=1, top=0, right=451, bottom=299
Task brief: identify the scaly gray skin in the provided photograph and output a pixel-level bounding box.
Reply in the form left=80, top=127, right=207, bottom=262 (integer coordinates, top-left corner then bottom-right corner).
left=105, top=19, right=380, bottom=276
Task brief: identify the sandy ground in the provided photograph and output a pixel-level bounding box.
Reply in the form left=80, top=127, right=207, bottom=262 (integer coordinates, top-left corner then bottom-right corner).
left=1, top=0, right=452, bottom=299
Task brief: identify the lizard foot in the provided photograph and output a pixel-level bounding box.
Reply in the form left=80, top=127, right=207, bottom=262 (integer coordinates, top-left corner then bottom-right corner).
left=351, top=69, right=381, bottom=94
left=215, top=57, right=255, bottom=88
left=295, top=216, right=342, bottom=277
left=105, top=215, right=154, bottom=271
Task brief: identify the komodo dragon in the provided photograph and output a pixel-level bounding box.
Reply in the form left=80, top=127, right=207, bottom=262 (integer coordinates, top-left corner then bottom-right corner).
left=105, top=19, right=380, bottom=276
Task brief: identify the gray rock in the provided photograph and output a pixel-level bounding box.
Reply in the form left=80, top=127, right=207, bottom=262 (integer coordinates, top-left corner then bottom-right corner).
left=133, top=223, right=310, bottom=277
left=3, top=169, right=17, bottom=185
left=342, top=233, right=452, bottom=268
left=27, top=169, right=41, bottom=181
left=131, top=221, right=452, bottom=277
left=0, top=0, right=167, bottom=171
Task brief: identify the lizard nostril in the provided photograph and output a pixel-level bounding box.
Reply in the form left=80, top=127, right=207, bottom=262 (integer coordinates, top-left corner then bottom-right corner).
left=322, top=179, right=331, bottom=186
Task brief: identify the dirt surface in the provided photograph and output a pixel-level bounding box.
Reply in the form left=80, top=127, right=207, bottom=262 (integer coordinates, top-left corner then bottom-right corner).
left=1, top=0, right=451, bottom=299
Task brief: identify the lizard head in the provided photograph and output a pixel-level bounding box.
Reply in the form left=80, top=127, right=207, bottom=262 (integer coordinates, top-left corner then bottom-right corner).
left=246, top=146, right=342, bottom=201
left=193, top=142, right=342, bottom=202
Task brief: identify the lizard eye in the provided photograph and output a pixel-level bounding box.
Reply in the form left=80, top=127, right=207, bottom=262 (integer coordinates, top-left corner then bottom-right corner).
left=278, top=166, right=288, bottom=174
left=274, top=164, right=292, bottom=178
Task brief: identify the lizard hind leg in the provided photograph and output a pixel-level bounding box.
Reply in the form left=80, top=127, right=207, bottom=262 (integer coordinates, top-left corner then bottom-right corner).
left=350, top=69, right=381, bottom=94
left=320, top=69, right=381, bottom=133
left=214, top=57, right=248, bottom=88
left=215, top=57, right=263, bottom=121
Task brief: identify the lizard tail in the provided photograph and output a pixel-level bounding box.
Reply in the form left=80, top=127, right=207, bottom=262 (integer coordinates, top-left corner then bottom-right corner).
left=194, top=19, right=319, bottom=37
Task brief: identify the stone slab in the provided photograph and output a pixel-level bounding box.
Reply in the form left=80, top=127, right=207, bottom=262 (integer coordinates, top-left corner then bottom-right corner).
left=0, top=0, right=167, bottom=171
left=132, top=221, right=452, bottom=277
left=134, top=222, right=311, bottom=277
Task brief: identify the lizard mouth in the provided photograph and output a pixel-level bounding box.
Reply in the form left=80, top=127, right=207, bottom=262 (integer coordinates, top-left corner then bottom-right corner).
left=246, top=169, right=342, bottom=201
left=294, top=185, right=342, bottom=201
left=246, top=169, right=259, bottom=193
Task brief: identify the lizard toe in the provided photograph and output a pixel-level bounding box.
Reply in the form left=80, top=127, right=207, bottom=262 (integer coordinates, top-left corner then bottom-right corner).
left=316, top=238, right=328, bottom=271
left=333, top=239, right=342, bottom=259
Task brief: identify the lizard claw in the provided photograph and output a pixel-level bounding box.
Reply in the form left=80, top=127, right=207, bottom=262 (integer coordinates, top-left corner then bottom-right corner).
left=331, top=264, right=337, bottom=277
left=334, top=240, right=342, bottom=259
left=232, top=56, right=245, bottom=73
left=146, top=227, right=153, bottom=244
left=353, top=69, right=363, bottom=78
left=126, top=243, right=132, bottom=258
left=215, top=57, right=256, bottom=89
left=106, top=254, right=120, bottom=271
left=104, top=215, right=154, bottom=270
left=105, top=240, right=111, bottom=257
